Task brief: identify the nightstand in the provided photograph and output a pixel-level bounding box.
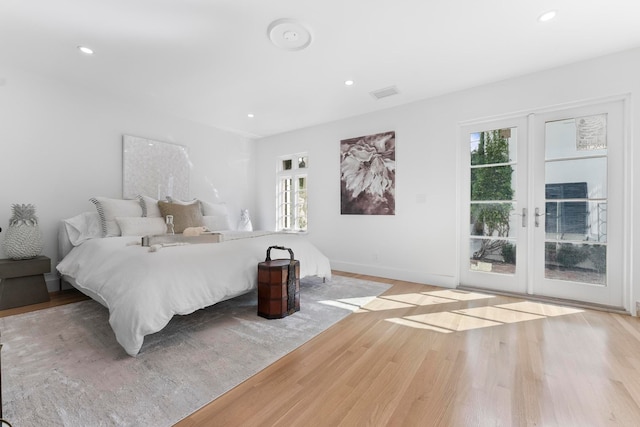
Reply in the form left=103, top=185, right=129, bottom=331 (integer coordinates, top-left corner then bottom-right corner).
left=0, top=256, right=51, bottom=310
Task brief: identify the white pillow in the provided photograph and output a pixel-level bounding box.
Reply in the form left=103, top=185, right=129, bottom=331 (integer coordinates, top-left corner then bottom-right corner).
left=137, top=195, right=162, bottom=218
left=90, top=197, right=144, bottom=237
left=63, top=212, right=102, bottom=246
left=115, top=217, right=167, bottom=236
left=202, top=215, right=232, bottom=231
left=199, top=200, right=229, bottom=217
left=199, top=200, right=233, bottom=230
left=166, top=197, right=198, bottom=205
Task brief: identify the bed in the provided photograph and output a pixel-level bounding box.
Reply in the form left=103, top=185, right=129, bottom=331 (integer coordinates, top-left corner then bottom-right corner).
left=56, top=202, right=331, bottom=357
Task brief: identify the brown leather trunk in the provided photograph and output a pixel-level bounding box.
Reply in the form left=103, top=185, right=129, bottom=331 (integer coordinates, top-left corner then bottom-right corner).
left=257, top=259, right=300, bottom=319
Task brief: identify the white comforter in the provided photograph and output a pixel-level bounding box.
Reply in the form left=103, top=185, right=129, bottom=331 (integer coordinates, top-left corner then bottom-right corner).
left=56, top=231, right=331, bottom=356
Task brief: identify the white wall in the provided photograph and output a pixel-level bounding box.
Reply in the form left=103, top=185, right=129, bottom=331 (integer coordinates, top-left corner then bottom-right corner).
left=255, top=48, right=639, bottom=310
left=0, top=66, right=256, bottom=290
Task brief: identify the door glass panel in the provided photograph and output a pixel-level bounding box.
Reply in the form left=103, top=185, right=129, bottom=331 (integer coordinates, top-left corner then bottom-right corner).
left=545, top=116, right=607, bottom=159
left=469, top=239, right=516, bottom=274
left=470, top=129, right=517, bottom=165
left=544, top=118, right=607, bottom=285
left=545, top=157, right=607, bottom=199
left=545, top=201, right=607, bottom=242
left=471, top=167, right=517, bottom=201
left=469, top=128, right=517, bottom=275
left=470, top=202, right=518, bottom=238
left=545, top=242, right=606, bottom=285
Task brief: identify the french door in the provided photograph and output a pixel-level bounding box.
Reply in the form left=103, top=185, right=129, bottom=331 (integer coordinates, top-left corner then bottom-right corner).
left=460, top=100, right=626, bottom=309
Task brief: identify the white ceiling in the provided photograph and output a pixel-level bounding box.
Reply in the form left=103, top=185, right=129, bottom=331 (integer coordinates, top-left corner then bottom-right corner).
left=2, top=0, right=639, bottom=138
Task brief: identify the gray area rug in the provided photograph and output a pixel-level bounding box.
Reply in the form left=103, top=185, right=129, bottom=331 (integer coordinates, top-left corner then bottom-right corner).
left=0, top=275, right=389, bottom=426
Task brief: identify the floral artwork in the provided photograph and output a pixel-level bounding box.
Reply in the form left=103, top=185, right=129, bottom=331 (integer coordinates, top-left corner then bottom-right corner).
left=340, top=131, right=396, bottom=215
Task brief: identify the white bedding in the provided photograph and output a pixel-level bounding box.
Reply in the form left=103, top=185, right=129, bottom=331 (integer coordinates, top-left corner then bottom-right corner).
left=56, top=231, right=331, bottom=356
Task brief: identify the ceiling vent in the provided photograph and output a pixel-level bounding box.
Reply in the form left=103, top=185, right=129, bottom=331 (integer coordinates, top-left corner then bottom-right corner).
left=370, top=86, right=399, bottom=100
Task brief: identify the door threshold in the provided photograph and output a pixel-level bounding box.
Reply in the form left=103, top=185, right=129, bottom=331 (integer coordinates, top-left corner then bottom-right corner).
left=457, top=285, right=629, bottom=315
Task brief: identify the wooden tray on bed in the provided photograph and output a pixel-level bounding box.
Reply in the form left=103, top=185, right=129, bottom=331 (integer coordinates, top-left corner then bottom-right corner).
left=141, top=232, right=223, bottom=247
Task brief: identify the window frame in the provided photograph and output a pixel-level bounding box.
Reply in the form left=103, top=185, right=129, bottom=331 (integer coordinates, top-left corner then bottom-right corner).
left=276, top=153, right=308, bottom=232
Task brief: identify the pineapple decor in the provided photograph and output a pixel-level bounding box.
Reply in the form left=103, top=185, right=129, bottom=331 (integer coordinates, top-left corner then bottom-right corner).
left=2, top=203, right=43, bottom=260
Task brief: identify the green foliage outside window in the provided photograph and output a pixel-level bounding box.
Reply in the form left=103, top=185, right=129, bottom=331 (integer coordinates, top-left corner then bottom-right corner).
left=471, top=130, right=514, bottom=261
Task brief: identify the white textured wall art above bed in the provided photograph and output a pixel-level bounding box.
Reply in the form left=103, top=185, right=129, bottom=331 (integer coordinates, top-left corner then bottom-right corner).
left=122, top=135, right=191, bottom=201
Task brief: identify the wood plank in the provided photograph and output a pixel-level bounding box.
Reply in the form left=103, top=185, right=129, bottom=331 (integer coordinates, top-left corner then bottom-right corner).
left=176, top=271, right=640, bottom=426
left=0, top=288, right=88, bottom=318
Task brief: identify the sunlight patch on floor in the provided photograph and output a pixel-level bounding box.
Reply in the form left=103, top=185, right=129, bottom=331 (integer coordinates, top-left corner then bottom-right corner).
left=384, top=300, right=583, bottom=333
left=354, top=290, right=496, bottom=313
left=382, top=293, right=455, bottom=306
left=399, top=311, right=502, bottom=331
left=358, top=293, right=456, bottom=311
left=318, top=296, right=378, bottom=312
left=358, top=298, right=415, bottom=311
left=453, top=306, right=544, bottom=323
left=496, top=301, right=584, bottom=317
left=345, top=288, right=584, bottom=333
left=423, top=289, right=495, bottom=301
left=386, top=317, right=453, bottom=333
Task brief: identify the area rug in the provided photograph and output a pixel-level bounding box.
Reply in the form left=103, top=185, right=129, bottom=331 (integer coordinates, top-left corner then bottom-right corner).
left=0, top=275, right=390, bottom=426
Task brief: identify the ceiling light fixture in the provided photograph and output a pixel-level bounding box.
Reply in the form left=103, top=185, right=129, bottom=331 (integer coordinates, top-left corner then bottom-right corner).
left=538, top=10, right=557, bottom=23
left=77, top=45, right=94, bottom=55
left=247, top=113, right=255, bottom=118
left=268, top=18, right=312, bottom=51
left=344, top=80, right=355, bottom=86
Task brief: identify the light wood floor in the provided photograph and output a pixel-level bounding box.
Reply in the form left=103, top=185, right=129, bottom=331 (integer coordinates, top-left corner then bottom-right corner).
left=4, top=274, right=640, bottom=426
left=0, top=289, right=88, bottom=318
left=177, top=272, right=640, bottom=426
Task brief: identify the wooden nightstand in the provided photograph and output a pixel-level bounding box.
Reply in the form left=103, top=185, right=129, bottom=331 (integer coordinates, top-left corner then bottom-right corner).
left=0, top=256, right=51, bottom=310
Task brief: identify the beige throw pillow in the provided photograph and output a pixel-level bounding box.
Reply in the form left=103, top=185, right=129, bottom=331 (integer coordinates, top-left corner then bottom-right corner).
left=157, top=200, right=204, bottom=233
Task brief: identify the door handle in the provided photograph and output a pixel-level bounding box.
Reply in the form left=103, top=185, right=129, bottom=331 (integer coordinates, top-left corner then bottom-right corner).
left=512, top=207, right=527, bottom=227
left=535, top=208, right=544, bottom=227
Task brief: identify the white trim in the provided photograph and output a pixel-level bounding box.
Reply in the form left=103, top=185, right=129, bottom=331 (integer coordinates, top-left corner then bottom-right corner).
left=458, top=116, right=529, bottom=294
left=622, top=94, right=634, bottom=314
left=526, top=113, right=535, bottom=295
left=331, top=260, right=457, bottom=288
left=459, top=93, right=632, bottom=126
left=454, top=121, right=462, bottom=287
left=457, top=94, right=633, bottom=312
left=276, top=152, right=309, bottom=232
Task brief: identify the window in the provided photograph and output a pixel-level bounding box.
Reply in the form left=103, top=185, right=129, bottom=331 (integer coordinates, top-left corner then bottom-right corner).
left=277, top=154, right=308, bottom=231
left=545, top=182, right=589, bottom=236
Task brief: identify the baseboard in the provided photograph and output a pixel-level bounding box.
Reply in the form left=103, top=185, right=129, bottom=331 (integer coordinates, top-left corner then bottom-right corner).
left=45, top=273, right=61, bottom=292
left=457, top=285, right=629, bottom=315
left=329, top=260, right=456, bottom=288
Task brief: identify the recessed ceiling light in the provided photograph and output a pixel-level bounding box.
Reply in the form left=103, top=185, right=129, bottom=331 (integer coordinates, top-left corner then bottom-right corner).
left=538, top=10, right=557, bottom=23
left=344, top=80, right=355, bottom=86
left=247, top=113, right=255, bottom=118
left=77, top=45, right=94, bottom=55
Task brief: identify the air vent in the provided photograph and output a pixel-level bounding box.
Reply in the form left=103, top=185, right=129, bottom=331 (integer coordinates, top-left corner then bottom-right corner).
left=370, top=86, right=399, bottom=100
